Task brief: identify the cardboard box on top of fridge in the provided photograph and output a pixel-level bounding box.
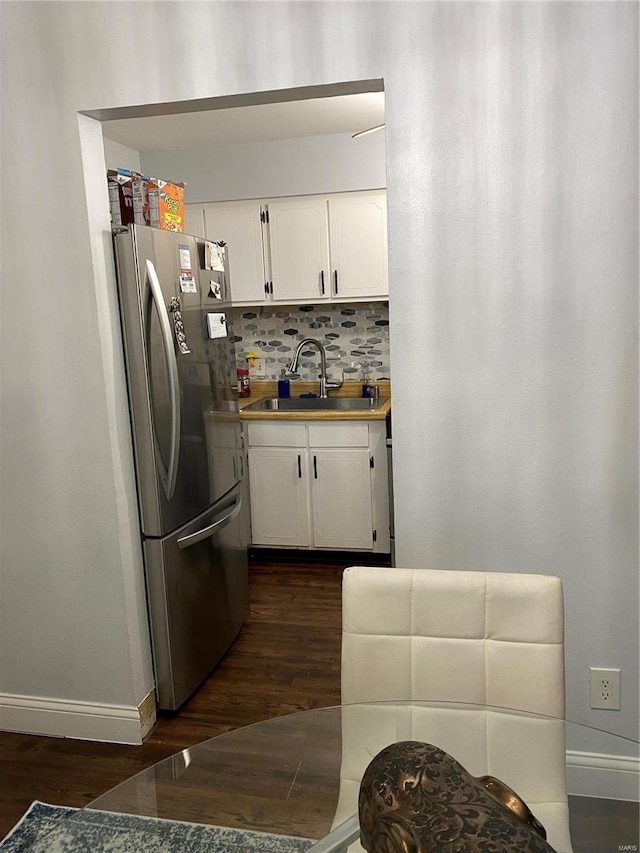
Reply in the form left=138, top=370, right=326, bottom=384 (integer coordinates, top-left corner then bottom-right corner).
left=132, top=173, right=154, bottom=226
left=148, top=178, right=185, bottom=232
left=107, top=170, right=185, bottom=232
left=107, top=168, right=135, bottom=226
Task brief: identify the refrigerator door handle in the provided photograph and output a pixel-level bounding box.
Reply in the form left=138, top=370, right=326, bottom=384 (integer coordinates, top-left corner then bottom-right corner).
left=146, top=259, right=181, bottom=502
left=169, top=296, right=191, bottom=355
left=176, top=495, right=243, bottom=550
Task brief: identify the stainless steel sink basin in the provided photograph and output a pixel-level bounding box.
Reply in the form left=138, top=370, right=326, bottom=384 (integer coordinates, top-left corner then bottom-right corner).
left=243, top=396, right=388, bottom=413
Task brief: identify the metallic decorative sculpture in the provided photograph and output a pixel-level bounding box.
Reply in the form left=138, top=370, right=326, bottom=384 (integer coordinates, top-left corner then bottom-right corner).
left=358, top=741, right=558, bottom=853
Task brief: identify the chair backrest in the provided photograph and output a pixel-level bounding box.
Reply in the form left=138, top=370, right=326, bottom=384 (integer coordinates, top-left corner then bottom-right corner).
left=338, top=567, right=572, bottom=852
left=341, top=566, right=565, bottom=717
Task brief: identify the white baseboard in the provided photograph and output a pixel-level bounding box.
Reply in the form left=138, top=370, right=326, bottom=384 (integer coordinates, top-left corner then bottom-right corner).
left=1, top=697, right=636, bottom=794
left=567, top=749, right=640, bottom=802
left=0, top=690, right=157, bottom=745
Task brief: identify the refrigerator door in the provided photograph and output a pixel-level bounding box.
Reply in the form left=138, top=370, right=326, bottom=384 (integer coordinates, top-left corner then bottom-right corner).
left=114, top=225, right=241, bottom=537
left=144, top=485, right=249, bottom=711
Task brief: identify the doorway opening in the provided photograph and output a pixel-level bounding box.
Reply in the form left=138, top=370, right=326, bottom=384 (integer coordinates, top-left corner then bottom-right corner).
left=83, top=79, right=390, bottom=389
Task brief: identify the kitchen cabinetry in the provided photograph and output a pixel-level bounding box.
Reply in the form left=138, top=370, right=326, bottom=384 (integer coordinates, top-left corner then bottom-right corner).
left=326, top=192, right=388, bottom=299
left=267, top=196, right=331, bottom=303
left=202, top=201, right=267, bottom=304
left=309, top=446, right=373, bottom=549
left=247, top=444, right=311, bottom=547
left=187, top=190, right=387, bottom=306
left=183, top=205, right=205, bottom=239
left=246, top=419, right=389, bottom=552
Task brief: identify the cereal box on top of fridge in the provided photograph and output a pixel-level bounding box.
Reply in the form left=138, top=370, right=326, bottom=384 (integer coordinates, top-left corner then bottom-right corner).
left=132, top=172, right=153, bottom=226
left=148, top=178, right=185, bottom=232
left=107, top=168, right=135, bottom=226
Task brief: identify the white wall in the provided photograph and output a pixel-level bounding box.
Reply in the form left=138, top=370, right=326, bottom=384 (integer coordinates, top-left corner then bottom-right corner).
left=139, top=131, right=386, bottom=203
left=103, top=137, right=141, bottom=173
left=0, top=1, right=637, bottom=757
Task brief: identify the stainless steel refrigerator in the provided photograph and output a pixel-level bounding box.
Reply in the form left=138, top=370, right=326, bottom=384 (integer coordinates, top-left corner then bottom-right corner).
left=113, top=224, right=249, bottom=711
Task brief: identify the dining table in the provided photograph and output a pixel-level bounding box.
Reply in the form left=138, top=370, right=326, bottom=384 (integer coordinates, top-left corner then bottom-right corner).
left=77, top=701, right=639, bottom=852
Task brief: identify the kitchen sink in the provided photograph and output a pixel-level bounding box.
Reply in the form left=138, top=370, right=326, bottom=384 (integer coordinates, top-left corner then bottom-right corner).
left=243, top=396, right=389, bottom=412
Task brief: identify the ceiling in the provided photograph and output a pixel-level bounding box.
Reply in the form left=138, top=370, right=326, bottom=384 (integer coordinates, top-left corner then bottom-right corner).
left=102, top=92, right=385, bottom=152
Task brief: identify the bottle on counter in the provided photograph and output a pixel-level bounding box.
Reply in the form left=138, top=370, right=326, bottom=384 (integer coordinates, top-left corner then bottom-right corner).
left=237, top=367, right=250, bottom=398
left=277, top=369, right=291, bottom=398
left=361, top=363, right=372, bottom=398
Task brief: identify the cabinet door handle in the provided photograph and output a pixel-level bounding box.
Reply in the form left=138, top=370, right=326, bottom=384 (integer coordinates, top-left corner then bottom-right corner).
left=298, top=454, right=302, bottom=478
left=334, top=269, right=338, bottom=295
left=320, top=270, right=325, bottom=295
left=313, top=455, right=318, bottom=479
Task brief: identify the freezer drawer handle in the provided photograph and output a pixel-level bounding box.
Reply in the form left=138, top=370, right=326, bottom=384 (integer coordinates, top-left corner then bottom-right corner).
left=176, top=495, right=243, bottom=550
left=146, top=259, right=180, bottom=501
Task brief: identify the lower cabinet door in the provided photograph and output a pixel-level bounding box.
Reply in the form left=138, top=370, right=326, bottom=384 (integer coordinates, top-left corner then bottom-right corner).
left=310, top=449, right=373, bottom=550
left=248, top=447, right=311, bottom=546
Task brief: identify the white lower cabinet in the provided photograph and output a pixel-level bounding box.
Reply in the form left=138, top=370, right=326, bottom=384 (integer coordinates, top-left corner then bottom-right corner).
left=310, top=448, right=373, bottom=549
left=248, top=447, right=311, bottom=547
left=246, top=420, right=389, bottom=552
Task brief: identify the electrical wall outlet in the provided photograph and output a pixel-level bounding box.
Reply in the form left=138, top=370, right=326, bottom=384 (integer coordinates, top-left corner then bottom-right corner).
left=248, top=357, right=266, bottom=379
left=590, top=667, right=621, bottom=710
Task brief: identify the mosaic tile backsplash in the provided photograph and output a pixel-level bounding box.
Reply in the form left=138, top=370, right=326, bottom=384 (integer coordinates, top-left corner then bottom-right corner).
left=228, top=303, right=390, bottom=382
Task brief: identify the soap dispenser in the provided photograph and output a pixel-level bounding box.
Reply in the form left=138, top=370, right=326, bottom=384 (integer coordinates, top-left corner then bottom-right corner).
left=361, top=363, right=371, bottom=398
left=278, top=369, right=291, bottom=398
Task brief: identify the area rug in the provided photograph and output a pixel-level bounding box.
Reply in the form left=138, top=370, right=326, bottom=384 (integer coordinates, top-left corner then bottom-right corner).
left=1, top=801, right=316, bottom=853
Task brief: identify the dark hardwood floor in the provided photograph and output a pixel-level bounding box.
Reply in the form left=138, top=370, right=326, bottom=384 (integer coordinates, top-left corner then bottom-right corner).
left=0, top=555, right=346, bottom=840
left=0, top=553, right=637, bottom=852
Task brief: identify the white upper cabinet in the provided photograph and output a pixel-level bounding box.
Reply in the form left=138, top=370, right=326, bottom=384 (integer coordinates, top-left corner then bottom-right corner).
left=201, top=201, right=267, bottom=304
left=327, top=192, right=388, bottom=299
left=183, top=205, right=205, bottom=238
left=267, top=197, right=331, bottom=303
left=187, top=190, right=388, bottom=306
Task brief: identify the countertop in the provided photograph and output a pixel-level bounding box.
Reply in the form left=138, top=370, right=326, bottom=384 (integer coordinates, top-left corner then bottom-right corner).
left=238, top=380, right=391, bottom=421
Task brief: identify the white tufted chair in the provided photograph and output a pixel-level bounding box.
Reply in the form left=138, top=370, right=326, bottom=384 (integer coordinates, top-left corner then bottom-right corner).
left=334, top=566, right=572, bottom=852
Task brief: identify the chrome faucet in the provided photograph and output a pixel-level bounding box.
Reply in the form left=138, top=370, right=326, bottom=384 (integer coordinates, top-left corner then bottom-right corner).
left=287, top=338, right=343, bottom=398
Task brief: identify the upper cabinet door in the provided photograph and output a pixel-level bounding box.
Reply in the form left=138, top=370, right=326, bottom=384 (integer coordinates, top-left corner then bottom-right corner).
left=328, top=192, right=388, bottom=299
left=202, top=202, right=267, bottom=304
left=267, top=197, right=331, bottom=302
left=183, top=204, right=205, bottom=238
